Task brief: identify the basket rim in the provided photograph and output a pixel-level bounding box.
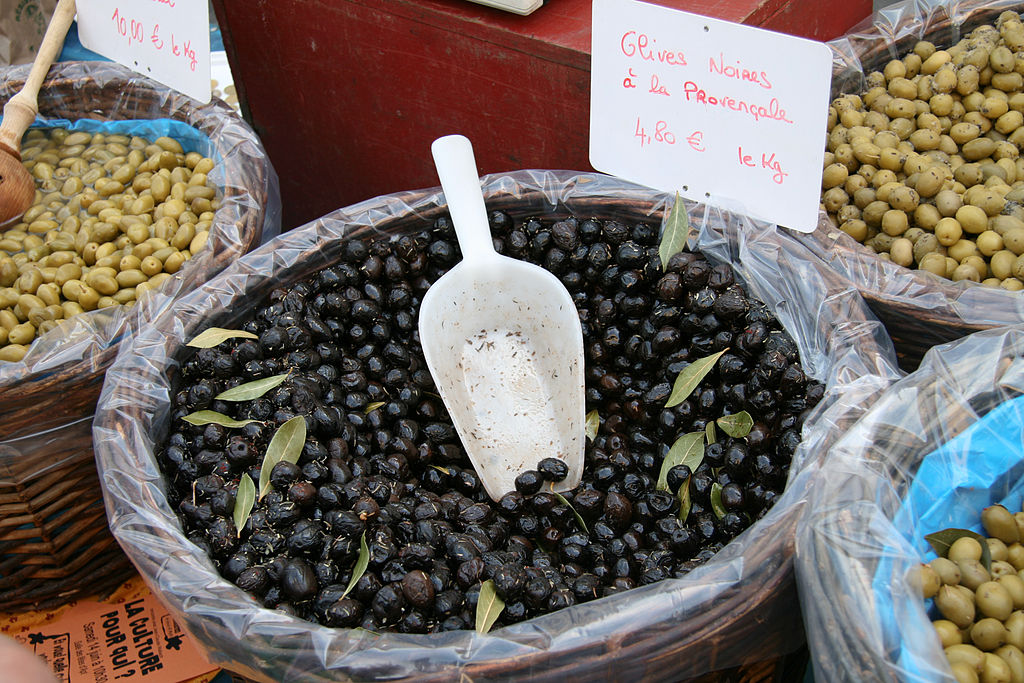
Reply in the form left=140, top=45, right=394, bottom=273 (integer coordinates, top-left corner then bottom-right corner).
left=93, top=171, right=896, bottom=680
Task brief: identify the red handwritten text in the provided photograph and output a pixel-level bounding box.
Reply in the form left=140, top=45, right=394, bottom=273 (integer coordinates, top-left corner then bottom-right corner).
left=649, top=74, right=669, bottom=96
left=623, top=68, right=638, bottom=89
left=151, top=0, right=176, bottom=7
left=109, top=9, right=198, bottom=72
left=620, top=31, right=686, bottom=66
left=708, top=53, right=772, bottom=89
left=738, top=146, right=788, bottom=184
left=635, top=118, right=676, bottom=148
left=682, top=81, right=792, bottom=123
left=686, top=131, right=705, bottom=152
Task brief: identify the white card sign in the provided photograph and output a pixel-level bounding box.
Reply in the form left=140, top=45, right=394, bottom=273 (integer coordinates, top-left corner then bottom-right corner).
left=589, top=0, right=833, bottom=232
left=77, top=0, right=211, bottom=103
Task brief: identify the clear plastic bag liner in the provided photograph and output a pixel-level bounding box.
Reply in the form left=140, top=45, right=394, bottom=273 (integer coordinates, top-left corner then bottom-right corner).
left=796, top=325, right=1024, bottom=682
left=0, top=60, right=280, bottom=476
left=94, top=170, right=901, bottom=681
left=793, top=0, right=1024, bottom=327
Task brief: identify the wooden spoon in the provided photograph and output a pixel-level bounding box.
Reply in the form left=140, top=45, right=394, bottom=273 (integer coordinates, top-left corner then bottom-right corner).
left=0, top=0, right=77, bottom=227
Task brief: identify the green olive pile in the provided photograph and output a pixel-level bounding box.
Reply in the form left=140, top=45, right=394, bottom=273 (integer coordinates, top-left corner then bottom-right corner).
left=823, top=11, right=1024, bottom=289
left=0, top=127, right=218, bottom=362
left=919, top=504, right=1024, bottom=683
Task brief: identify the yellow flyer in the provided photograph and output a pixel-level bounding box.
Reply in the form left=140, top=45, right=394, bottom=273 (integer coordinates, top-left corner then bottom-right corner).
left=3, top=589, right=216, bottom=683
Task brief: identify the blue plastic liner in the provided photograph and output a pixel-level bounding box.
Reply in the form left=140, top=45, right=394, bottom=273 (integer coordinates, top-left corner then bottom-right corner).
left=874, top=393, right=1024, bottom=679
left=29, top=116, right=210, bottom=155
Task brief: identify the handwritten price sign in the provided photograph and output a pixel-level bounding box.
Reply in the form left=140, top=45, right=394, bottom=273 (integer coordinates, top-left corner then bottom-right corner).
left=77, top=0, right=210, bottom=103
left=589, top=0, right=833, bottom=232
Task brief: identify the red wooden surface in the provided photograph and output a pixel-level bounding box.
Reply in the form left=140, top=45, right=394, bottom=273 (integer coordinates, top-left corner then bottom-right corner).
left=214, top=0, right=869, bottom=230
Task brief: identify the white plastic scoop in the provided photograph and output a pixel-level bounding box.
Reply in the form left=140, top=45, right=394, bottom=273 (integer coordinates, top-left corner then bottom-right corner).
left=419, top=135, right=585, bottom=501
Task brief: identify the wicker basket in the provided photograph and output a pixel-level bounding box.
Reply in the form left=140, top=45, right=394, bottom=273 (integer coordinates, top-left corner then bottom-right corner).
left=797, top=327, right=1024, bottom=680
left=93, top=171, right=898, bottom=682
left=809, top=0, right=1024, bottom=371
left=0, top=61, right=277, bottom=610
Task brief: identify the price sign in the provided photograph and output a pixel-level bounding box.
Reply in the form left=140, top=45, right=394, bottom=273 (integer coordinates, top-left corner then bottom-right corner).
left=589, top=0, right=833, bottom=232
left=77, top=0, right=211, bottom=103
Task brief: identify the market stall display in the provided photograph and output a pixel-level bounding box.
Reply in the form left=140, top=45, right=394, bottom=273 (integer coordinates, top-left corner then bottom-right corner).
left=796, top=325, right=1024, bottom=682
left=93, top=171, right=899, bottom=681
left=0, top=60, right=280, bottom=610
left=803, top=0, right=1024, bottom=370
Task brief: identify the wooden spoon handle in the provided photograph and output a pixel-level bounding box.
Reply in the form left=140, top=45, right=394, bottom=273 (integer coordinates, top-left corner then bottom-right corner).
left=0, top=0, right=77, bottom=158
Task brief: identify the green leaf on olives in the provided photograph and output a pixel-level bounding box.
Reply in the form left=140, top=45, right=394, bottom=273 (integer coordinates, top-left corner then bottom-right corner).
left=657, top=431, right=705, bottom=491
left=258, top=415, right=307, bottom=500
left=585, top=409, right=600, bottom=442
left=710, top=483, right=726, bottom=519
left=364, top=401, right=386, bottom=415
left=925, top=528, right=993, bottom=571
left=429, top=464, right=452, bottom=475
left=476, top=579, right=505, bottom=635
left=677, top=477, right=692, bottom=524
left=233, top=473, right=255, bottom=537
left=186, top=327, right=258, bottom=348
left=705, top=420, right=717, bottom=445
left=342, top=530, right=370, bottom=600
left=716, top=411, right=753, bottom=438
left=351, top=627, right=379, bottom=637
left=665, top=349, right=728, bottom=408
left=215, top=373, right=290, bottom=402
left=553, top=492, right=588, bottom=534
left=659, top=192, right=691, bottom=270
left=182, top=410, right=258, bottom=428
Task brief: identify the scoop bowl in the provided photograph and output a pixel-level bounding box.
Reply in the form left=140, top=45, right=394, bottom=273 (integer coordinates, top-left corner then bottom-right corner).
left=418, top=135, right=585, bottom=501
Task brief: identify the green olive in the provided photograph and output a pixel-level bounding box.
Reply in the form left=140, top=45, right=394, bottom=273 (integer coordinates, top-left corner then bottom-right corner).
left=979, top=581, right=1015, bottom=621
left=939, top=584, right=978, bottom=628
left=948, top=643, right=987, bottom=672
left=952, top=536, right=987, bottom=563
left=974, top=618, right=1009, bottom=652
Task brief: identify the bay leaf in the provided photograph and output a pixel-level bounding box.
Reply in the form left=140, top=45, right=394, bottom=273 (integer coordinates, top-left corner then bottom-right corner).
left=233, top=473, right=255, bottom=537
left=659, top=192, right=689, bottom=270
left=716, top=411, right=754, bottom=438
left=475, top=579, right=505, bottom=635
left=705, top=420, right=717, bottom=445
left=182, top=410, right=258, bottom=428
left=215, top=373, right=289, bottom=402
left=258, top=416, right=307, bottom=500
left=364, top=401, right=386, bottom=415
left=656, top=431, right=705, bottom=491
left=665, top=349, right=727, bottom=408
left=187, top=327, right=258, bottom=349
left=553, top=492, right=588, bottom=534
left=710, top=482, right=726, bottom=519
left=342, top=530, right=370, bottom=599
left=351, top=627, right=379, bottom=637
left=585, top=410, right=600, bottom=442
left=677, top=477, right=692, bottom=523
left=925, top=528, right=992, bottom=571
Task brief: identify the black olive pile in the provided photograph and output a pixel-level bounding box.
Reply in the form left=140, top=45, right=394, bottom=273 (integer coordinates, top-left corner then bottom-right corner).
left=158, top=211, right=824, bottom=633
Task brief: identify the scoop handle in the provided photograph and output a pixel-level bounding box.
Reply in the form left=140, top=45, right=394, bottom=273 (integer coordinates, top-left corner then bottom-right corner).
left=0, top=0, right=76, bottom=159
left=431, top=135, right=496, bottom=263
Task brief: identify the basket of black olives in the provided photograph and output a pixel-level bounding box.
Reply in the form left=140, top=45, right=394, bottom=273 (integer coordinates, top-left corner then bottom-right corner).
left=0, top=60, right=280, bottom=610
left=94, top=170, right=899, bottom=681
left=798, top=0, right=1024, bottom=372
left=797, top=325, right=1024, bottom=681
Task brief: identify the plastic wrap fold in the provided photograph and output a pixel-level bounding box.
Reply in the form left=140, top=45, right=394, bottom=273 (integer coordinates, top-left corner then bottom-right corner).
left=94, top=171, right=900, bottom=681
left=797, top=324, right=1024, bottom=682
left=0, top=60, right=280, bottom=478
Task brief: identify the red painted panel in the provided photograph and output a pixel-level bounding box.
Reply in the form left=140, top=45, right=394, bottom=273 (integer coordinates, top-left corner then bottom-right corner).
left=214, top=0, right=869, bottom=230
